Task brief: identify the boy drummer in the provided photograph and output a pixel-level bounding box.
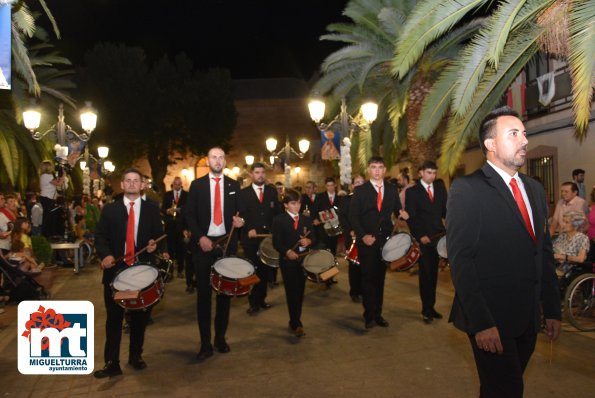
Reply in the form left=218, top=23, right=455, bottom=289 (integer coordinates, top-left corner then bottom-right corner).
left=272, top=189, right=316, bottom=337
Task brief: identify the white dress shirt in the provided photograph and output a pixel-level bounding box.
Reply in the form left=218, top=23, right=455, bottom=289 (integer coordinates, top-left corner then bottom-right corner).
left=123, top=196, right=141, bottom=250
left=208, top=173, right=226, bottom=237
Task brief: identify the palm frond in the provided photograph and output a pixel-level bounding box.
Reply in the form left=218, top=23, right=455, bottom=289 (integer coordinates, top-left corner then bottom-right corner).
left=567, top=0, right=595, bottom=138
left=439, top=25, right=541, bottom=174
left=11, top=24, right=39, bottom=94
left=485, top=0, right=528, bottom=68
left=416, top=66, right=459, bottom=140
left=38, top=0, right=61, bottom=38
left=392, top=0, right=489, bottom=78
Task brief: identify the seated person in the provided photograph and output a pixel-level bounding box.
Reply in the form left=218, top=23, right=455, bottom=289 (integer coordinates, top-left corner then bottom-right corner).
left=553, top=211, right=590, bottom=275
left=8, top=239, right=41, bottom=274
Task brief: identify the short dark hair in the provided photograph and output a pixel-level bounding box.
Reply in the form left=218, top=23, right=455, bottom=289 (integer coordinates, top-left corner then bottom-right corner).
left=420, top=160, right=438, bottom=171
left=562, top=181, right=579, bottom=193
left=283, top=189, right=301, bottom=203
left=121, top=168, right=143, bottom=180
left=251, top=162, right=266, bottom=171
left=572, top=168, right=585, bottom=177
left=368, top=156, right=385, bottom=166
left=275, top=181, right=284, bottom=187
left=479, top=106, right=519, bottom=155
left=324, top=177, right=336, bottom=184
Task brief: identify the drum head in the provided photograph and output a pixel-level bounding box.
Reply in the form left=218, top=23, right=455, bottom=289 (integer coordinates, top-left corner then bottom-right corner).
left=382, top=233, right=412, bottom=262
left=259, top=237, right=279, bottom=260
left=437, top=236, right=448, bottom=259
left=214, top=257, right=254, bottom=278
left=303, top=250, right=335, bottom=273
left=113, top=264, right=158, bottom=291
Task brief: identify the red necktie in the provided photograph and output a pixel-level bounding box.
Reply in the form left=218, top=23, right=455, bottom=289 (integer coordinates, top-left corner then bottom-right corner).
left=125, top=201, right=135, bottom=266
left=509, top=178, right=536, bottom=241
left=376, top=185, right=382, bottom=211
left=174, top=190, right=179, bottom=204
left=329, top=195, right=333, bottom=206
left=213, top=177, right=222, bottom=226
left=293, top=215, right=299, bottom=230
left=258, top=187, right=263, bottom=203
left=427, top=185, right=434, bottom=202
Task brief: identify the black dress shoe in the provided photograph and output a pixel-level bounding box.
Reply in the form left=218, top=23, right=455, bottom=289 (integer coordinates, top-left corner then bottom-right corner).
left=294, top=326, right=306, bottom=337
left=246, top=306, right=260, bottom=315
left=128, top=355, right=147, bottom=370
left=365, top=320, right=375, bottom=329
left=196, top=344, right=214, bottom=362
left=259, top=302, right=272, bottom=310
left=214, top=339, right=230, bottom=354
left=375, top=317, right=389, bottom=327
left=93, top=362, right=122, bottom=378
left=422, top=314, right=433, bottom=324
left=431, top=309, right=443, bottom=319
left=350, top=295, right=361, bottom=303
left=185, top=286, right=195, bottom=294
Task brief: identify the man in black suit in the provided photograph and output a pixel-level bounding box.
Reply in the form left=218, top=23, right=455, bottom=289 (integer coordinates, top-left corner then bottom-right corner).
left=240, top=162, right=282, bottom=314
left=338, top=175, right=365, bottom=302
left=349, top=156, right=408, bottom=329
left=94, top=168, right=167, bottom=378
left=300, top=180, right=317, bottom=216
left=446, top=106, right=561, bottom=397
left=405, top=160, right=447, bottom=324
left=161, top=176, right=188, bottom=280
left=313, top=177, right=341, bottom=256
left=185, top=147, right=245, bottom=362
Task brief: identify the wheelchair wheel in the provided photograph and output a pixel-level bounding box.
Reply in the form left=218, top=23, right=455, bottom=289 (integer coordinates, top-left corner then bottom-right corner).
left=81, top=241, right=94, bottom=265
left=564, top=273, right=595, bottom=332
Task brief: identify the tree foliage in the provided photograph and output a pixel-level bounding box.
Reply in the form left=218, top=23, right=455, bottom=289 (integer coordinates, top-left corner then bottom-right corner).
left=76, top=44, right=237, bottom=192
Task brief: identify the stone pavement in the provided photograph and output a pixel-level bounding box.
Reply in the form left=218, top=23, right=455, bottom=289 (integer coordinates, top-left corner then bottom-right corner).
left=1, top=258, right=594, bottom=398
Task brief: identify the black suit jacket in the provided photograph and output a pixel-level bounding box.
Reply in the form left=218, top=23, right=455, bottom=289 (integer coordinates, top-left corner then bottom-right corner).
left=405, top=181, right=447, bottom=241
left=161, top=189, right=188, bottom=227
left=272, top=212, right=316, bottom=259
left=95, top=198, right=165, bottom=284
left=185, top=174, right=244, bottom=250
left=446, top=163, right=560, bottom=337
left=299, top=193, right=316, bottom=215
left=337, top=194, right=353, bottom=233
left=239, top=184, right=282, bottom=246
left=349, top=181, right=401, bottom=243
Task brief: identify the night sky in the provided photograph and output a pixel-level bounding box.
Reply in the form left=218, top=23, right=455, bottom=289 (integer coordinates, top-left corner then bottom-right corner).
left=45, top=0, right=350, bottom=79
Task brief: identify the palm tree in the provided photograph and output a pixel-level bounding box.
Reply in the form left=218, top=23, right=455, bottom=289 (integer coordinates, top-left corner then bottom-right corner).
left=0, top=1, right=74, bottom=191
left=313, top=0, right=482, bottom=171
left=393, top=0, right=594, bottom=174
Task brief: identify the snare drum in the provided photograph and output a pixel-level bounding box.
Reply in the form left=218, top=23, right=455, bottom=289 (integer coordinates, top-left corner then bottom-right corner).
left=112, top=263, right=165, bottom=310
left=345, top=241, right=359, bottom=265
left=381, top=232, right=421, bottom=271
left=302, top=250, right=339, bottom=283
left=211, top=257, right=257, bottom=296
left=258, top=237, right=279, bottom=268
left=436, top=236, right=448, bottom=259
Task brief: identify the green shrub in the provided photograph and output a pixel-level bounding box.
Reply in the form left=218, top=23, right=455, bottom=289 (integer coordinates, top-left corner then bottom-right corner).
left=31, top=235, right=53, bottom=264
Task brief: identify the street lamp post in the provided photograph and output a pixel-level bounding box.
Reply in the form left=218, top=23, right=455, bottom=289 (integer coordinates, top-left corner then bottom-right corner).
left=308, top=97, right=377, bottom=187
left=264, top=136, right=310, bottom=187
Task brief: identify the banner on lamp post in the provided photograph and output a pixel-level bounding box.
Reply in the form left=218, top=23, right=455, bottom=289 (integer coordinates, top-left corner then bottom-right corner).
left=0, top=4, right=11, bottom=90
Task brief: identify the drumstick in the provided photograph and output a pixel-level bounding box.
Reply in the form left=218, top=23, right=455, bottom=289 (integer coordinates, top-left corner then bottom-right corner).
left=115, top=234, right=167, bottom=264
left=296, top=249, right=318, bottom=258
left=290, top=230, right=311, bottom=252
left=254, top=234, right=272, bottom=238
left=223, top=212, right=240, bottom=256
left=212, top=234, right=230, bottom=247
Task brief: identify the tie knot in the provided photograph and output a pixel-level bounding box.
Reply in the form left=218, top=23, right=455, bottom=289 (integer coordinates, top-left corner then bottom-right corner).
left=213, top=177, right=221, bottom=182
left=510, top=177, right=518, bottom=187
left=129, top=201, right=135, bottom=208
left=376, top=185, right=382, bottom=189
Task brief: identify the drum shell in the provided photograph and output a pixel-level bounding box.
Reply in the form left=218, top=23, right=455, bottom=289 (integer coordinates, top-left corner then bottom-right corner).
left=302, top=250, right=338, bottom=283
left=345, top=241, right=360, bottom=265
left=210, top=257, right=255, bottom=296
left=381, top=233, right=421, bottom=272
left=111, top=263, right=165, bottom=310
left=258, top=237, right=279, bottom=268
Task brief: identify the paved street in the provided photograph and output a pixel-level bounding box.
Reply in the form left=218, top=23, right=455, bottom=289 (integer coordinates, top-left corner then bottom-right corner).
left=1, top=258, right=594, bottom=397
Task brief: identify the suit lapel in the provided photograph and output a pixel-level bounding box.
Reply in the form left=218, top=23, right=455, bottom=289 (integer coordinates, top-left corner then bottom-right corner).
left=520, top=174, right=543, bottom=240
left=481, top=164, right=532, bottom=238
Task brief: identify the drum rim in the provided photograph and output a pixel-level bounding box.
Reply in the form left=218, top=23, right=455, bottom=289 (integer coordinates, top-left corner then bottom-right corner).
left=213, top=256, right=255, bottom=277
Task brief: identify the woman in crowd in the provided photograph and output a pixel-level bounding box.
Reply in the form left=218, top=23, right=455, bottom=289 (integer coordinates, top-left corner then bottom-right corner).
left=553, top=211, right=590, bottom=271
